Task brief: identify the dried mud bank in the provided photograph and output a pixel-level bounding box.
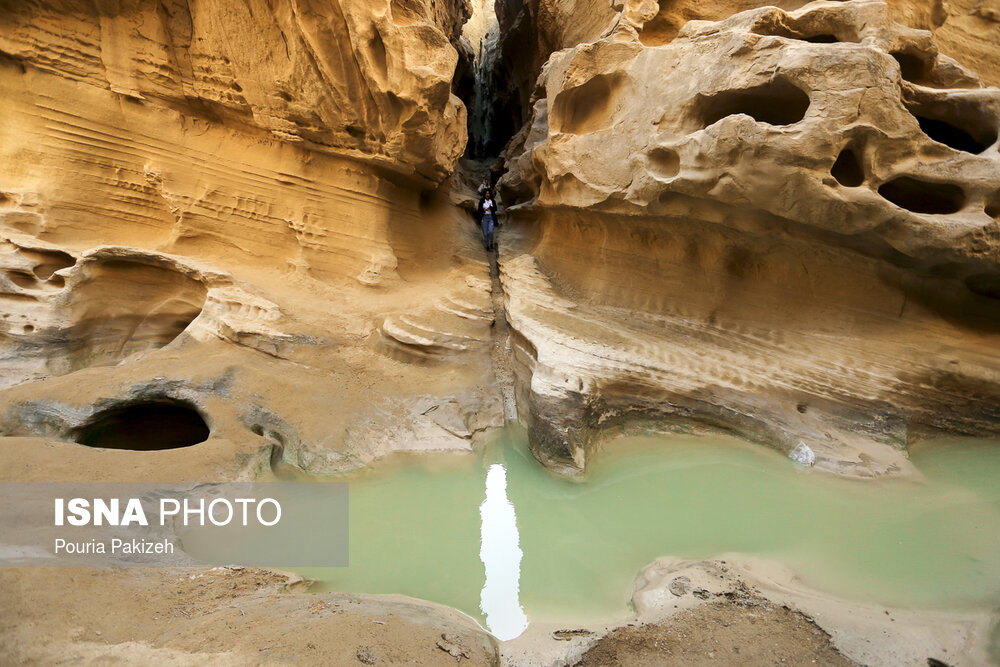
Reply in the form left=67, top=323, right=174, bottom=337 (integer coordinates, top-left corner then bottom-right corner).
left=497, top=0, right=1000, bottom=476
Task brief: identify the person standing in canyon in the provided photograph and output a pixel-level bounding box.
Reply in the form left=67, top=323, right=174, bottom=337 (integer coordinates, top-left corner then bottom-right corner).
left=479, top=189, right=499, bottom=251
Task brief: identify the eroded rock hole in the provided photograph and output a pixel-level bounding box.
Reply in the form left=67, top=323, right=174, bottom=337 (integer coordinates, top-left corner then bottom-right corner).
left=965, top=272, right=1000, bottom=300
left=647, top=147, right=680, bottom=179
left=68, top=260, right=208, bottom=370
left=878, top=176, right=965, bottom=214
left=903, top=95, right=998, bottom=154
left=751, top=22, right=841, bottom=43
left=699, top=80, right=811, bottom=127
left=892, top=51, right=931, bottom=83
left=803, top=34, right=838, bottom=43
left=74, top=401, right=210, bottom=451
left=831, top=146, right=864, bottom=187
left=987, top=192, right=1000, bottom=220
left=552, top=74, right=626, bottom=134
left=7, top=271, right=38, bottom=289
left=369, top=30, right=388, bottom=81
left=914, top=114, right=996, bottom=154
left=966, top=274, right=1000, bottom=300
left=24, top=249, right=75, bottom=280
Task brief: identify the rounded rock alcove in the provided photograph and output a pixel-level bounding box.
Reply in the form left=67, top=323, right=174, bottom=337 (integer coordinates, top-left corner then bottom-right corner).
left=73, top=400, right=210, bottom=451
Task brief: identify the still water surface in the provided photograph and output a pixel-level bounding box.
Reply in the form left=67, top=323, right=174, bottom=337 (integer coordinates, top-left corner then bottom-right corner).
left=296, top=427, right=1000, bottom=640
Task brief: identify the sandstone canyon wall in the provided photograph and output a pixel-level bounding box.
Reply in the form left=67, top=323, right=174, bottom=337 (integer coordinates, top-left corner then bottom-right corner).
left=493, top=0, right=1000, bottom=170
left=0, top=0, right=508, bottom=480
left=497, top=0, right=1000, bottom=475
left=0, top=0, right=470, bottom=182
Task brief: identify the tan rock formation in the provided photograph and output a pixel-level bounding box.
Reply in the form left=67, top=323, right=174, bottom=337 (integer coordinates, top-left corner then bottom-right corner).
left=0, top=0, right=504, bottom=477
left=0, top=0, right=469, bottom=183
left=499, top=0, right=1000, bottom=474
left=493, top=0, right=1000, bottom=152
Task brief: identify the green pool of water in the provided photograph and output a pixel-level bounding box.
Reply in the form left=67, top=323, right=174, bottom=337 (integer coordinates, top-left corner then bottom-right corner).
left=295, top=427, right=1000, bottom=639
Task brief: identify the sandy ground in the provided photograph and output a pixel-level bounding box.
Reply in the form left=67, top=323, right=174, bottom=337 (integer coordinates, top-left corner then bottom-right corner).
left=0, top=564, right=856, bottom=667
left=4, top=560, right=976, bottom=667
left=0, top=566, right=500, bottom=666
left=577, top=598, right=853, bottom=666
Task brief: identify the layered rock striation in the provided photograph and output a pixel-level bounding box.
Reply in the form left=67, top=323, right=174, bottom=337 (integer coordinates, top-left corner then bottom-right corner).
left=499, top=0, right=1000, bottom=475
left=0, top=0, right=469, bottom=182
